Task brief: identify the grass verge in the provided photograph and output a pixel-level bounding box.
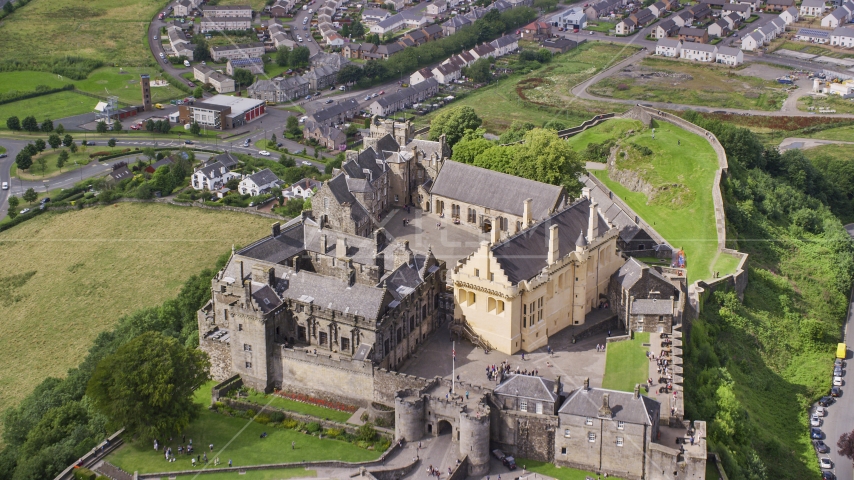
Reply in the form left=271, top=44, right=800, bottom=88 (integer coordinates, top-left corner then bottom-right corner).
left=0, top=91, right=98, bottom=128
left=602, top=332, right=650, bottom=393
left=0, top=204, right=272, bottom=422
left=109, top=382, right=381, bottom=474
left=516, top=458, right=621, bottom=480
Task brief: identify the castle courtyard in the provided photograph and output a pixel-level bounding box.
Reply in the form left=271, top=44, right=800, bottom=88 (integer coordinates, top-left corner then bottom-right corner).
left=380, top=206, right=488, bottom=267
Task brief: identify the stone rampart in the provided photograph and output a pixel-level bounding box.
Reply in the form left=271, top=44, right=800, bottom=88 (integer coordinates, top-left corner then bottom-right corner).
left=272, top=346, right=375, bottom=405
left=374, top=369, right=434, bottom=406
left=212, top=375, right=243, bottom=403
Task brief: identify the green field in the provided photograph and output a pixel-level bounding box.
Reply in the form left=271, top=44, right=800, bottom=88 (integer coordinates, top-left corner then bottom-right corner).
left=0, top=204, right=272, bottom=422
left=798, top=94, right=854, bottom=115
left=800, top=142, right=854, bottom=161
left=109, top=382, right=381, bottom=474
left=419, top=43, right=639, bottom=133
left=602, top=332, right=650, bottom=393
left=0, top=92, right=97, bottom=128
left=801, top=124, right=854, bottom=142
left=13, top=147, right=138, bottom=180
left=0, top=0, right=162, bottom=68
left=243, top=391, right=354, bottom=423
left=517, top=458, right=622, bottom=480
left=565, top=118, right=643, bottom=153
left=0, top=68, right=185, bottom=108
left=772, top=40, right=854, bottom=59
left=589, top=57, right=789, bottom=111
left=591, top=121, right=722, bottom=282
left=174, top=468, right=315, bottom=480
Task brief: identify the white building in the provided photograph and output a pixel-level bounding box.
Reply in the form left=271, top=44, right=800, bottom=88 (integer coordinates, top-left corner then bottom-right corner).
left=361, top=8, right=390, bottom=24
left=427, top=0, right=447, bottom=15
left=238, top=168, right=283, bottom=196
left=779, top=5, right=799, bottom=23
left=550, top=7, right=588, bottom=30
left=655, top=38, right=682, bottom=57
left=681, top=43, right=717, bottom=62
left=799, top=0, right=827, bottom=17
left=283, top=178, right=322, bottom=199
left=615, top=18, right=636, bottom=35
left=490, top=34, right=519, bottom=56
left=191, top=153, right=240, bottom=190
left=432, top=63, right=461, bottom=84
left=715, top=46, right=743, bottom=65
left=830, top=26, right=854, bottom=46
left=821, top=5, right=851, bottom=28
left=741, top=31, right=762, bottom=50
left=796, top=27, right=830, bottom=43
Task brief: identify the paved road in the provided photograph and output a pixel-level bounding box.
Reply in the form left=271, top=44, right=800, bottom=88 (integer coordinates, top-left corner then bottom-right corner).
left=779, top=137, right=854, bottom=151
left=820, top=225, right=854, bottom=480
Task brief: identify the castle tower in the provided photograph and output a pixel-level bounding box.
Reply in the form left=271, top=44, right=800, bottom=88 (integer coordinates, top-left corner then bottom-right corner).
left=394, top=391, right=425, bottom=442
left=459, top=405, right=491, bottom=476
left=140, top=74, right=152, bottom=111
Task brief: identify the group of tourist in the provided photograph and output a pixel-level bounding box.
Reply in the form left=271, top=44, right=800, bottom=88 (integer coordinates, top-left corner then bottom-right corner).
left=151, top=437, right=232, bottom=468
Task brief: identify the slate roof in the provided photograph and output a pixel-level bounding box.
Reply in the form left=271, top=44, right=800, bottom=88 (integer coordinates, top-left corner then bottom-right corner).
left=657, top=38, right=682, bottom=48
left=246, top=168, right=281, bottom=187
left=801, top=0, right=825, bottom=7
left=631, top=298, right=674, bottom=316
left=251, top=283, right=284, bottom=313
left=110, top=166, right=132, bottom=182
left=492, top=34, right=518, bottom=48
left=679, top=26, right=707, bottom=37
left=310, top=98, right=360, bottom=123
left=212, top=152, right=240, bottom=168
left=326, top=173, right=371, bottom=223
left=657, top=18, right=678, bottom=32
left=797, top=27, right=830, bottom=38
left=716, top=45, right=741, bottom=57
left=558, top=388, right=659, bottom=425
left=431, top=160, right=564, bottom=219
left=423, top=24, right=443, bottom=36
left=239, top=220, right=306, bottom=263
left=282, top=269, right=390, bottom=319
left=612, top=257, right=671, bottom=291
left=495, top=374, right=557, bottom=402
left=832, top=26, right=854, bottom=37
left=490, top=198, right=607, bottom=284
left=196, top=161, right=230, bottom=179
left=723, top=3, right=751, bottom=11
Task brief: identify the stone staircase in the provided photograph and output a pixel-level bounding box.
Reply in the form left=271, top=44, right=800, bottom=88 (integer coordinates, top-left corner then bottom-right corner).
left=94, top=461, right=134, bottom=480
left=450, top=320, right=494, bottom=353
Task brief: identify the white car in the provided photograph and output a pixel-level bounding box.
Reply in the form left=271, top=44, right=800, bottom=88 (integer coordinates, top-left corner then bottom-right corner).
left=815, top=406, right=827, bottom=417
left=811, top=415, right=822, bottom=427
left=834, top=376, right=843, bottom=386
left=1, top=182, right=8, bottom=190
left=259, top=150, right=271, bottom=156
left=820, top=457, right=833, bottom=469
left=19, top=208, right=30, bottom=214
left=302, top=161, right=312, bottom=166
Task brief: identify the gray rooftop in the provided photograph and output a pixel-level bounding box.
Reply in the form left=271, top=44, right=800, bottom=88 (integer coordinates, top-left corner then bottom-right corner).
left=558, top=387, right=659, bottom=425
left=613, top=257, right=672, bottom=291
left=494, top=374, right=557, bottom=402
left=245, top=168, right=281, bottom=187
left=631, top=298, right=674, bottom=316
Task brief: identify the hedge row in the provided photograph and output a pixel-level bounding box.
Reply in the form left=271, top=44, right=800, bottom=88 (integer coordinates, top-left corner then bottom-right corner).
left=0, top=208, right=45, bottom=233
left=0, top=84, right=74, bottom=106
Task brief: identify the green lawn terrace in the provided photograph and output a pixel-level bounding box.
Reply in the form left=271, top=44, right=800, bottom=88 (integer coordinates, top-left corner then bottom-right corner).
left=107, top=382, right=383, bottom=475
left=602, top=332, right=650, bottom=393
left=582, top=120, right=726, bottom=283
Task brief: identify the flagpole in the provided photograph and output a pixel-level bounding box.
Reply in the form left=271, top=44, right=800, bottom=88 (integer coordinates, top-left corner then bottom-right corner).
left=452, top=341, right=455, bottom=396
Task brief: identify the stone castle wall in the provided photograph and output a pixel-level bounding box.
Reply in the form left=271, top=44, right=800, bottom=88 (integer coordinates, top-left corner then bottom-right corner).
left=271, top=346, right=375, bottom=405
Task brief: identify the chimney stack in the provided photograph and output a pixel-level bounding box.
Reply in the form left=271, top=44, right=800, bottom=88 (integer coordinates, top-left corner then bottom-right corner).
left=547, top=224, right=559, bottom=264
left=634, top=384, right=641, bottom=399
left=523, top=198, right=533, bottom=228
left=554, top=376, right=562, bottom=396
left=587, top=200, right=599, bottom=243
left=320, top=234, right=328, bottom=253
left=239, top=261, right=245, bottom=287
left=491, top=224, right=500, bottom=245
left=583, top=377, right=590, bottom=391
left=337, top=237, right=348, bottom=259
left=581, top=187, right=591, bottom=200
left=599, top=393, right=612, bottom=418
left=393, top=240, right=414, bottom=269
left=271, top=222, right=281, bottom=237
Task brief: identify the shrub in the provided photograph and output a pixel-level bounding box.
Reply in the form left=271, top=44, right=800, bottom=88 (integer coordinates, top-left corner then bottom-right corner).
left=306, top=422, right=321, bottom=433
left=246, top=409, right=257, bottom=418
left=73, top=468, right=97, bottom=480
left=616, top=83, right=629, bottom=91
left=269, top=411, right=285, bottom=423
left=255, top=414, right=271, bottom=425
left=375, top=417, right=386, bottom=427
left=360, top=412, right=370, bottom=422
left=325, top=428, right=342, bottom=438
left=358, top=423, right=377, bottom=442
left=282, top=418, right=300, bottom=429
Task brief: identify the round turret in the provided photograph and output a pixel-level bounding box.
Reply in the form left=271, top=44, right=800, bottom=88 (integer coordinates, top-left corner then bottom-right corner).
left=394, top=391, right=425, bottom=442
left=459, top=405, right=491, bottom=476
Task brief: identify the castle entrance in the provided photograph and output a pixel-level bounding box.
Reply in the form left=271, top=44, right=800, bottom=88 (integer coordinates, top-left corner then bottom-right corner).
left=437, top=419, right=453, bottom=436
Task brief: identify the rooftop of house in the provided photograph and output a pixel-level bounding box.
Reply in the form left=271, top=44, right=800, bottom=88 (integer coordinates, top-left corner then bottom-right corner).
left=494, top=374, right=558, bottom=403
left=631, top=298, right=674, bottom=316
left=558, top=387, right=659, bottom=425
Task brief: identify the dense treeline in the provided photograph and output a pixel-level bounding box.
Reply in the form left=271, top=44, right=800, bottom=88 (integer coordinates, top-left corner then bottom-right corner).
left=680, top=111, right=854, bottom=480
left=0, top=253, right=229, bottom=480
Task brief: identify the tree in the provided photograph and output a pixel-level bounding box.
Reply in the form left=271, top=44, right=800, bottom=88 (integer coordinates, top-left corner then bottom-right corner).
left=113, top=120, right=122, bottom=133
left=839, top=429, right=854, bottom=463
left=363, top=60, right=387, bottom=80
left=275, top=46, right=290, bottom=67
left=286, top=115, right=301, bottom=137
left=498, top=121, right=535, bottom=144
left=69, top=142, right=78, bottom=154
left=270, top=133, right=277, bottom=144
left=462, top=57, right=492, bottom=84
left=34, top=138, right=46, bottom=153
left=428, top=106, right=483, bottom=147
left=337, top=64, right=364, bottom=85
left=142, top=147, right=157, bottom=163
left=190, top=122, right=201, bottom=136
left=233, top=68, right=254, bottom=89
left=193, top=86, right=203, bottom=99
left=21, top=116, right=38, bottom=132
left=6, top=116, right=20, bottom=131
left=108, top=138, right=117, bottom=147
left=62, top=134, right=73, bottom=147
left=351, top=20, right=365, bottom=38
left=452, top=130, right=494, bottom=164
left=24, top=143, right=38, bottom=156
left=193, top=37, right=212, bottom=62
left=23, top=188, right=38, bottom=204
left=56, top=124, right=65, bottom=135
left=3, top=1, right=14, bottom=14
left=96, top=121, right=108, bottom=134
left=279, top=154, right=295, bottom=167
left=57, top=150, right=69, bottom=172
left=341, top=23, right=351, bottom=37
left=159, top=120, right=172, bottom=134
left=145, top=119, right=156, bottom=132
left=48, top=134, right=61, bottom=150
left=289, top=46, right=310, bottom=68
left=86, top=331, right=210, bottom=439
left=366, top=33, right=380, bottom=45
left=7, top=196, right=19, bottom=217
left=40, top=118, right=53, bottom=132
left=36, top=156, right=47, bottom=175
left=543, top=119, right=567, bottom=131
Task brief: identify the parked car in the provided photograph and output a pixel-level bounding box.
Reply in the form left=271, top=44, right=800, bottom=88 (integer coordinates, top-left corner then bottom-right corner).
left=834, top=366, right=842, bottom=376
left=831, top=386, right=842, bottom=397
left=40, top=197, right=50, bottom=204
left=502, top=456, right=517, bottom=470
left=811, top=427, right=823, bottom=439
left=379, top=90, right=385, bottom=95
left=835, top=358, right=845, bottom=368
left=1, top=182, right=7, bottom=190
left=371, top=92, right=378, bottom=98
left=819, top=396, right=834, bottom=407
left=833, top=376, right=843, bottom=386
left=823, top=471, right=836, bottom=480
left=0, top=153, right=7, bottom=158
left=491, top=449, right=506, bottom=461
left=815, top=440, right=830, bottom=453
left=339, top=85, right=346, bottom=91
left=811, top=415, right=822, bottom=427
left=364, top=95, right=371, bottom=101
left=184, top=140, right=193, bottom=144
left=820, top=457, right=833, bottom=469
left=243, top=139, right=251, bottom=147
left=277, top=143, right=283, bottom=148
left=325, top=99, right=333, bottom=104
left=815, top=406, right=826, bottom=416
left=19, top=208, right=30, bottom=214
left=259, top=150, right=271, bottom=156
left=302, top=161, right=312, bottom=166
left=305, top=95, right=312, bottom=100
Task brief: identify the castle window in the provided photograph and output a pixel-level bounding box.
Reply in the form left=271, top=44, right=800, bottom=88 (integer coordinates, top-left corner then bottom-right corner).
left=585, top=417, right=593, bottom=426
left=221, top=285, right=227, bottom=293
left=564, top=429, right=570, bottom=438
left=468, top=291, right=476, bottom=305
left=238, top=324, right=243, bottom=331
left=467, top=208, right=477, bottom=223
left=490, top=273, right=494, bottom=282
left=474, top=269, right=479, bottom=277
left=520, top=401, right=527, bottom=412
left=561, top=447, right=567, bottom=455
left=245, top=362, right=252, bottom=368
left=616, top=437, right=624, bottom=447
left=488, top=297, right=496, bottom=312
left=341, top=337, right=350, bottom=351
left=618, top=421, right=625, bottom=430
left=319, top=332, right=328, bottom=345
left=244, top=344, right=252, bottom=351
left=497, top=300, right=504, bottom=314
left=536, top=403, right=543, bottom=414
left=588, top=432, right=596, bottom=443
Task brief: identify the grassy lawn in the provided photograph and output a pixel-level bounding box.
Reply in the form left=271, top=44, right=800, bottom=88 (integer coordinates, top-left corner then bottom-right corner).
left=419, top=43, right=639, bottom=133
left=0, top=92, right=97, bottom=128
left=712, top=253, right=742, bottom=277
left=109, top=382, right=381, bottom=474
left=797, top=94, right=854, bottom=115
left=589, top=57, right=789, bottom=111
left=591, top=121, right=721, bottom=282
left=0, top=0, right=163, bottom=68
left=800, top=142, right=854, bottom=161
left=516, top=458, right=621, bottom=480
left=14, top=148, right=133, bottom=180
left=242, top=391, right=354, bottom=423
left=0, top=69, right=185, bottom=105
left=565, top=118, right=643, bottom=152
left=214, top=0, right=270, bottom=13
left=174, top=468, right=316, bottom=480
left=602, top=332, right=650, bottom=393
left=0, top=204, right=272, bottom=426
left=585, top=22, right=615, bottom=33
left=800, top=124, right=854, bottom=142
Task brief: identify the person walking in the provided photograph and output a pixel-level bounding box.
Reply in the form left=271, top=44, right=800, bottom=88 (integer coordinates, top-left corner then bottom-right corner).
left=292, top=441, right=295, bottom=450
left=229, top=459, right=233, bottom=467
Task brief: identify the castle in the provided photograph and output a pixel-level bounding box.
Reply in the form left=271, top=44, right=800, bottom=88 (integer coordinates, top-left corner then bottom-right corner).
left=198, top=118, right=705, bottom=480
